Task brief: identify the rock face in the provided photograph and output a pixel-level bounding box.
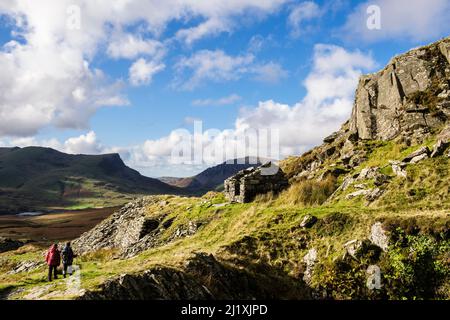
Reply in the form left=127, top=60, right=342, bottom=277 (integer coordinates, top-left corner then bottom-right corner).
left=80, top=253, right=311, bottom=300
left=350, top=37, right=450, bottom=141
left=72, top=197, right=198, bottom=257
left=0, top=237, right=24, bottom=253
left=72, top=198, right=154, bottom=255
left=224, top=162, right=288, bottom=203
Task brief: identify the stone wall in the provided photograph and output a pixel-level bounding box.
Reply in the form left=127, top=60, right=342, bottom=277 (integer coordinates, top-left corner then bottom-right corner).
left=224, top=162, right=288, bottom=203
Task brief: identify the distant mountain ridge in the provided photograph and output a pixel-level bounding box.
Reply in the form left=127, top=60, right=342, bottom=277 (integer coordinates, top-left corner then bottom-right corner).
left=159, top=157, right=267, bottom=193
left=0, top=146, right=180, bottom=214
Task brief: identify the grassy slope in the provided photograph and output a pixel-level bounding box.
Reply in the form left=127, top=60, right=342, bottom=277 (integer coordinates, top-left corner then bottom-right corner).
left=0, top=135, right=449, bottom=300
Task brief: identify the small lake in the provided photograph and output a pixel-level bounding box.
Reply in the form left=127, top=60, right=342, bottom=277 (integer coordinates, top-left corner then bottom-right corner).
left=16, top=212, right=45, bottom=217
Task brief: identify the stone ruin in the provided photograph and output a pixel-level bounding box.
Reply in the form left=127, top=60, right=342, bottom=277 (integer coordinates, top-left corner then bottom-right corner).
left=223, top=162, right=289, bottom=203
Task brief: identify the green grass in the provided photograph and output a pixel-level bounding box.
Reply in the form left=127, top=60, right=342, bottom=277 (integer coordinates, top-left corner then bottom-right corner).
left=1, top=133, right=449, bottom=299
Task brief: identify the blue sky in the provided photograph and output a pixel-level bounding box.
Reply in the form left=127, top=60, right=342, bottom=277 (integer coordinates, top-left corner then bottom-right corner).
left=0, top=0, right=450, bottom=177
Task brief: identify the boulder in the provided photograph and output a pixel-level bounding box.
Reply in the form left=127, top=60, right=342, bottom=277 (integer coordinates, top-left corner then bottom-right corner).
left=403, top=146, right=430, bottom=163
left=430, top=139, right=450, bottom=158
left=410, top=152, right=429, bottom=164
left=8, top=260, right=45, bottom=275
left=323, top=131, right=339, bottom=143
left=300, top=215, right=318, bottom=228
left=390, top=161, right=407, bottom=178
left=366, top=188, right=384, bottom=202
left=343, top=239, right=373, bottom=259
left=346, top=189, right=372, bottom=200
left=356, top=167, right=380, bottom=180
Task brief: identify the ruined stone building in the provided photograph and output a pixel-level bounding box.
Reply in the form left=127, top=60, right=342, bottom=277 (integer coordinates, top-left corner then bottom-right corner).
left=224, top=162, right=289, bottom=203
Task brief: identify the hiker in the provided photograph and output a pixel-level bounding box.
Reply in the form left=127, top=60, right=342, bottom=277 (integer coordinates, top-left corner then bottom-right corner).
left=45, top=244, right=61, bottom=281
left=61, top=242, right=75, bottom=278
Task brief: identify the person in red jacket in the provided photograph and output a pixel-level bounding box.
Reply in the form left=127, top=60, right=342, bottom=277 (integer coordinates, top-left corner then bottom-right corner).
left=45, top=244, right=61, bottom=281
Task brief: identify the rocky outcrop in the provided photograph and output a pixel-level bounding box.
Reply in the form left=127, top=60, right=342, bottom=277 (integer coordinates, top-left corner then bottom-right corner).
left=403, top=146, right=430, bottom=163
left=72, top=197, right=199, bottom=257
left=224, top=162, right=288, bottom=203
left=72, top=198, right=156, bottom=255
left=0, top=237, right=24, bottom=253
left=431, top=139, right=450, bottom=157
left=8, top=260, right=44, bottom=275
left=350, top=37, right=450, bottom=141
left=80, top=253, right=311, bottom=300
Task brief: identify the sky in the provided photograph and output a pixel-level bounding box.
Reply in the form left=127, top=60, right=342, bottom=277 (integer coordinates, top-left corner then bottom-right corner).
left=0, top=0, right=450, bottom=177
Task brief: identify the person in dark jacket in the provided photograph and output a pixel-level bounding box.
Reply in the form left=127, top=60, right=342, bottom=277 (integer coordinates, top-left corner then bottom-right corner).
left=61, top=242, right=75, bottom=278
left=45, top=244, right=61, bottom=281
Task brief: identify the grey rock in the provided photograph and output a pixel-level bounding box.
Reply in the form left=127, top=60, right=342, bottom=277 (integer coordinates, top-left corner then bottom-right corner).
left=80, top=253, right=311, bottom=300
left=344, top=239, right=363, bottom=259
left=410, top=153, right=429, bottom=164
left=356, top=167, right=380, bottom=180
left=300, top=215, right=318, bottom=228
left=8, top=260, right=45, bottom=275
left=346, top=189, right=372, bottom=200
left=390, top=160, right=407, bottom=178
left=430, top=139, right=450, bottom=158
left=403, top=146, right=430, bottom=163
left=323, top=131, right=339, bottom=143
left=350, top=37, right=450, bottom=141
left=366, top=188, right=385, bottom=202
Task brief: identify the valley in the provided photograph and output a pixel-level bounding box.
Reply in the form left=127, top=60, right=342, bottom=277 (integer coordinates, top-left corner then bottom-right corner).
left=0, top=35, right=450, bottom=301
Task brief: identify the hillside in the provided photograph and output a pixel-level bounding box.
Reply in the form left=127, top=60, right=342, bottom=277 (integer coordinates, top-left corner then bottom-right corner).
left=1, top=37, right=450, bottom=300
left=159, top=157, right=264, bottom=193
left=0, top=147, right=180, bottom=213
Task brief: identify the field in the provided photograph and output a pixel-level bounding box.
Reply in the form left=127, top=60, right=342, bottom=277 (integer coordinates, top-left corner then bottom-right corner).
left=0, top=207, right=118, bottom=243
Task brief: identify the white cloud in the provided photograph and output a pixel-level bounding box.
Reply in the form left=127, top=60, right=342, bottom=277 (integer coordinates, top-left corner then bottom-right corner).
left=0, top=40, right=376, bottom=178
left=0, top=131, right=103, bottom=155
left=129, top=58, right=165, bottom=86
left=107, top=33, right=166, bottom=60
left=133, top=44, right=377, bottom=176
left=192, top=94, right=242, bottom=106
left=176, top=17, right=230, bottom=45
left=251, top=62, right=288, bottom=83
left=287, top=1, right=322, bottom=37
left=0, top=0, right=290, bottom=138
left=341, top=0, right=450, bottom=42
left=174, top=50, right=287, bottom=89
left=64, top=131, right=103, bottom=154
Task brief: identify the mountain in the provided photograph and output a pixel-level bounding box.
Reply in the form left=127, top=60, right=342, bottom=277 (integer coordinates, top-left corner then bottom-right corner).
left=159, top=157, right=265, bottom=193
left=1, top=37, right=450, bottom=300
left=0, top=146, right=180, bottom=214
